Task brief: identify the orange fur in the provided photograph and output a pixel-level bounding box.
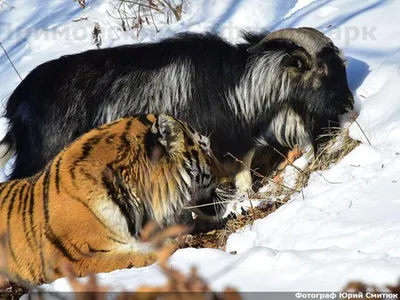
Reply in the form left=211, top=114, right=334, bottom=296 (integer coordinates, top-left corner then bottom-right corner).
left=273, top=145, right=302, bottom=183
left=0, top=114, right=235, bottom=284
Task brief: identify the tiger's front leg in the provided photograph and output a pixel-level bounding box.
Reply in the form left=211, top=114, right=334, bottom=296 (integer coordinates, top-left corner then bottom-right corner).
left=272, top=144, right=314, bottom=184
left=47, top=199, right=159, bottom=279
left=273, top=145, right=303, bottom=183
left=71, top=245, right=157, bottom=277
left=234, top=149, right=256, bottom=194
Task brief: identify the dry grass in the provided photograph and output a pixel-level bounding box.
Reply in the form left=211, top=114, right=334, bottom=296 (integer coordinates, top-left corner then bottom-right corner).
left=343, top=280, right=400, bottom=298
left=188, top=126, right=360, bottom=250
left=294, top=126, right=360, bottom=191
left=107, top=0, right=187, bottom=36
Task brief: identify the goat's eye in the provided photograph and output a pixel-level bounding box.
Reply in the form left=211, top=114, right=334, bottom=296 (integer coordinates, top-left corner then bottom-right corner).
left=317, top=68, right=324, bottom=74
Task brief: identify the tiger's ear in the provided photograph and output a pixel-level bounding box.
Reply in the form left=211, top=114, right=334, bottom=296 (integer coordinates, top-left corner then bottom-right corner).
left=151, top=114, right=184, bottom=157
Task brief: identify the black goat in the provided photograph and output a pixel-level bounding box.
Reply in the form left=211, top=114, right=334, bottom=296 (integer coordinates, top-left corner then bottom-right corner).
left=1, top=27, right=354, bottom=189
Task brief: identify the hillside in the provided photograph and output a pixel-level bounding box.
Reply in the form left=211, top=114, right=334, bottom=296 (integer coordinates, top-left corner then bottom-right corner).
left=1, top=0, right=400, bottom=294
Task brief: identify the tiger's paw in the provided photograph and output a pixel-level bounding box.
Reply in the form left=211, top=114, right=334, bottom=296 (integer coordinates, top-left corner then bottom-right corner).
left=128, top=251, right=157, bottom=268
left=235, top=168, right=253, bottom=195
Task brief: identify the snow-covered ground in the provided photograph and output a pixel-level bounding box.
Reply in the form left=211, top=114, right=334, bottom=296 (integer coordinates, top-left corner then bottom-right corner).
left=1, top=0, right=400, bottom=294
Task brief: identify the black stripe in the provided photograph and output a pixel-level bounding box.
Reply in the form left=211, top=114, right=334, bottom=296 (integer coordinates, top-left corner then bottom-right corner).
left=54, top=156, right=62, bottom=194
left=88, top=245, right=111, bottom=253
left=182, top=151, right=194, bottom=175
left=22, top=182, right=35, bottom=249
left=42, top=170, right=85, bottom=260
left=0, top=182, right=8, bottom=194
left=191, top=150, right=202, bottom=174
left=43, top=231, right=77, bottom=262
left=198, top=140, right=207, bottom=147
left=7, top=183, right=19, bottom=226
left=80, top=135, right=104, bottom=161
left=7, top=222, right=21, bottom=267
left=110, top=121, right=134, bottom=165
left=42, top=168, right=77, bottom=262
left=137, top=114, right=154, bottom=127
left=39, top=229, right=47, bottom=281
left=7, top=182, right=21, bottom=267
left=186, top=124, right=197, bottom=135
left=183, top=150, right=192, bottom=162
left=0, top=181, right=19, bottom=209
left=42, top=169, right=51, bottom=219
left=28, top=178, right=38, bottom=246
left=185, top=135, right=195, bottom=146
left=70, top=242, right=87, bottom=257
left=17, top=182, right=28, bottom=214
left=117, top=120, right=133, bottom=153
left=102, top=168, right=139, bottom=238
left=70, top=133, right=106, bottom=181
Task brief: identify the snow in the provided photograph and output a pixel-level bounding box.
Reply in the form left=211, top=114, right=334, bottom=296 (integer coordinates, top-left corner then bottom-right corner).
left=1, top=0, right=400, bottom=294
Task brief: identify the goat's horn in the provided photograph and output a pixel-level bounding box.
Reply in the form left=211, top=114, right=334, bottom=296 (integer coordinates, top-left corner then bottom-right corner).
left=248, top=27, right=334, bottom=55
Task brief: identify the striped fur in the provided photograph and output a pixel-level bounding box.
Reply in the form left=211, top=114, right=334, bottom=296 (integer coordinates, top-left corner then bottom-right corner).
left=0, top=114, right=235, bottom=284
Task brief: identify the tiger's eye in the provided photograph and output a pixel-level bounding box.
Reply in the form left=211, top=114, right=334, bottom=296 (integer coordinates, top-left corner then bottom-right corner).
left=317, top=68, right=324, bottom=74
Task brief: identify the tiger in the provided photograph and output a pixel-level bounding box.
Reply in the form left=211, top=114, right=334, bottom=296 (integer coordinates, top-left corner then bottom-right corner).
left=0, top=114, right=237, bottom=284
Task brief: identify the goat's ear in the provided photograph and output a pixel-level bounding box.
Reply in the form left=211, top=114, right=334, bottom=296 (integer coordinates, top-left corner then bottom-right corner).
left=283, top=50, right=310, bottom=70
left=151, top=114, right=184, bottom=157
left=282, top=54, right=303, bottom=69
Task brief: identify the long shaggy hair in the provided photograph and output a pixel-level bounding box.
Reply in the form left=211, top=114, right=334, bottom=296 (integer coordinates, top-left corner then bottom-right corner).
left=1, top=29, right=354, bottom=181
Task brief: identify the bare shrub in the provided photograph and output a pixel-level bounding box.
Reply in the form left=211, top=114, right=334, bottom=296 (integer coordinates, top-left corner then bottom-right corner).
left=107, top=0, right=188, bottom=36
left=73, top=0, right=86, bottom=8
left=0, top=0, right=13, bottom=12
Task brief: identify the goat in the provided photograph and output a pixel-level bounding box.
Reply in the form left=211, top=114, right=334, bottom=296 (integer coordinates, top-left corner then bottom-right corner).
left=1, top=27, right=354, bottom=190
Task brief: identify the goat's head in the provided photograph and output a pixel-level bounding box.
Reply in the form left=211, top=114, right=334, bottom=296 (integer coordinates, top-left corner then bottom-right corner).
left=245, top=27, right=354, bottom=149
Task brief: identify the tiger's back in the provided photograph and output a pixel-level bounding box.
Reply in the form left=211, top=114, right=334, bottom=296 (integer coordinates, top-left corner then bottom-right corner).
left=0, top=114, right=235, bottom=284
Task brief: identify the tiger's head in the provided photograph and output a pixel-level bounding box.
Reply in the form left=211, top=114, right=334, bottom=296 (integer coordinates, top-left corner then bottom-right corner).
left=144, top=114, right=237, bottom=225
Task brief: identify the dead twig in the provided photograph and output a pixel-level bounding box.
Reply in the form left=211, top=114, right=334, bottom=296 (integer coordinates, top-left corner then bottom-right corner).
left=0, top=41, right=22, bottom=81
left=107, top=0, right=186, bottom=35
left=354, top=119, right=372, bottom=146
left=92, top=22, right=102, bottom=49
left=72, top=16, right=88, bottom=22
left=74, top=0, right=86, bottom=9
